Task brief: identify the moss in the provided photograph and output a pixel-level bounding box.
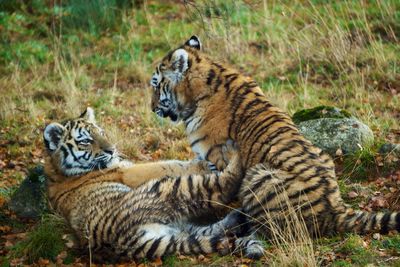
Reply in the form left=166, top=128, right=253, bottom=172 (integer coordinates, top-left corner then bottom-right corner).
left=292, top=106, right=352, bottom=124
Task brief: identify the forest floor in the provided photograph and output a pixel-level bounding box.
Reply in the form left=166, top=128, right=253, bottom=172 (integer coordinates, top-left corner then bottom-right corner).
left=0, top=0, right=400, bottom=266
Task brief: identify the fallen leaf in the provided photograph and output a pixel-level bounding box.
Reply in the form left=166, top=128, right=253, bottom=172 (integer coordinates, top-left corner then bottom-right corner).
left=38, top=258, right=50, bottom=266
left=63, top=234, right=77, bottom=248
left=0, top=225, right=11, bottom=233
left=241, top=257, right=253, bottom=264
left=0, top=159, right=6, bottom=169
left=10, top=258, right=24, bottom=267
left=4, top=240, right=13, bottom=248
left=369, top=196, right=389, bottom=209
left=373, top=233, right=381, bottom=240
left=335, top=148, right=343, bottom=157
left=178, top=255, right=188, bottom=260
left=151, top=257, right=163, bottom=266
left=347, top=191, right=359, bottom=199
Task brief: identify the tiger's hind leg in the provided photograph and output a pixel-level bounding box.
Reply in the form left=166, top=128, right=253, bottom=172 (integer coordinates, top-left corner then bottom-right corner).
left=221, top=210, right=265, bottom=259
left=233, top=234, right=265, bottom=259
left=122, top=224, right=231, bottom=260
left=184, top=209, right=247, bottom=237
left=237, top=163, right=333, bottom=259
left=233, top=164, right=299, bottom=259
left=185, top=210, right=265, bottom=259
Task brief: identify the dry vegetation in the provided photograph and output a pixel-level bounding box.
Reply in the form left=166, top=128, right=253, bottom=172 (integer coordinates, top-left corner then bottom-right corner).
left=0, top=0, right=399, bottom=266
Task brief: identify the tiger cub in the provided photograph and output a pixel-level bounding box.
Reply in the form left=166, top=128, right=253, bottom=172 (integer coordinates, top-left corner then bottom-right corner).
left=44, top=107, right=249, bottom=261
left=150, top=36, right=400, bottom=257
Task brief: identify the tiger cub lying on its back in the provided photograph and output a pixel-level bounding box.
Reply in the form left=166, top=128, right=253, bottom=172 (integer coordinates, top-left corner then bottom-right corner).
left=44, top=107, right=252, bottom=261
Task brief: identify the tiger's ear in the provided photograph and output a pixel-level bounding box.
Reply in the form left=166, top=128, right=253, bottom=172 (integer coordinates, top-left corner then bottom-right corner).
left=184, top=35, right=202, bottom=50
left=79, top=107, right=96, bottom=123
left=44, top=123, right=65, bottom=152
left=171, top=48, right=189, bottom=73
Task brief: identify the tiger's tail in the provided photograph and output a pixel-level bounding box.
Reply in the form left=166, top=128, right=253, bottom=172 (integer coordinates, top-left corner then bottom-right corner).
left=335, top=208, right=400, bottom=234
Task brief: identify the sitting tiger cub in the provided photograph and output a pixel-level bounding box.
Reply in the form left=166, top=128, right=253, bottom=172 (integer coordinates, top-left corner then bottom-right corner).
left=150, top=35, right=400, bottom=258
left=44, top=107, right=251, bottom=261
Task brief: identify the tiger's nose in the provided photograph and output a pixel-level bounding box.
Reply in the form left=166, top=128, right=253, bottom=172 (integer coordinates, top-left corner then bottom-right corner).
left=101, top=142, right=116, bottom=155
left=104, top=149, right=114, bottom=155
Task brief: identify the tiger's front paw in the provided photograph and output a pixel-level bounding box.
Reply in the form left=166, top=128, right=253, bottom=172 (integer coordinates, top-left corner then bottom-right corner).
left=222, top=140, right=242, bottom=176
left=216, top=237, right=233, bottom=256
left=222, top=140, right=240, bottom=165
left=220, top=209, right=250, bottom=237
left=234, top=236, right=264, bottom=260
left=192, top=159, right=216, bottom=174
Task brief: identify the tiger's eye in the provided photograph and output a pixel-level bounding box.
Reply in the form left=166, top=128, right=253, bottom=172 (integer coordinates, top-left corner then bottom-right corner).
left=77, top=139, right=93, bottom=146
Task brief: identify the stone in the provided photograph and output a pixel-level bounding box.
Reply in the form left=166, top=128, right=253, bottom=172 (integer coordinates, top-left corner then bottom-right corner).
left=378, top=143, right=400, bottom=156
left=297, top=118, right=374, bottom=156
left=8, top=165, right=48, bottom=219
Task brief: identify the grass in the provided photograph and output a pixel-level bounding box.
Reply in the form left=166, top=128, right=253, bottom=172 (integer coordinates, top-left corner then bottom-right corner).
left=342, top=142, right=380, bottom=181
left=0, top=0, right=399, bottom=265
left=8, top=215, right=67, bottom=263
left=335, top=234, right=379, bottom=265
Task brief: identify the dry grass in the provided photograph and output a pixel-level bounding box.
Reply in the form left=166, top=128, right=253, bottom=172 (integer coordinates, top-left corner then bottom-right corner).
left=249, top=187, right=318, bottom=266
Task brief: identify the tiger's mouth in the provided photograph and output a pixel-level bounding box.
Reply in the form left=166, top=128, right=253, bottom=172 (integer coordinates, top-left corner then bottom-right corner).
left=155, top=108, right=178, bottom=122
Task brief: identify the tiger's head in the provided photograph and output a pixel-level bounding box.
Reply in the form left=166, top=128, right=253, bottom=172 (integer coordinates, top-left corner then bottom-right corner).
left=150, top=35, right=206, bottom=123
left=43, top=107, right=124, bottom=176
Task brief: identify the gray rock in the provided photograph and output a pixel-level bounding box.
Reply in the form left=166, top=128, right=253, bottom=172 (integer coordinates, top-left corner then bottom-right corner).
left=8, top=165, right=48, bottom=219
left=297, top=118, right=374, bottom=156
left=379, top=143, right=400, bottom=156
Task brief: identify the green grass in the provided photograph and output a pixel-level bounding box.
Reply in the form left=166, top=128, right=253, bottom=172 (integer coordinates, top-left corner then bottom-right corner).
left=342, top=143, right=379, bottom=181
left=317, top=233, right=400, bottom=266
left=336, top=234, right=378, bottom=265
left=9, top=215, right=67, bottom=263
left=341, top=139, right=397, bottom=181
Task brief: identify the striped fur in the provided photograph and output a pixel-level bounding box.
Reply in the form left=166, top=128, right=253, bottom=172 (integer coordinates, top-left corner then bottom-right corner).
left=44, top=108, right=254, bottom=261
left=150, top=36, right=400, bottom=245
